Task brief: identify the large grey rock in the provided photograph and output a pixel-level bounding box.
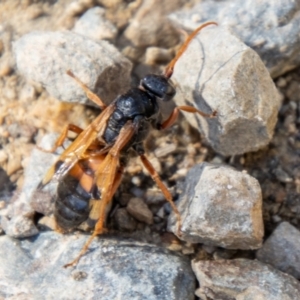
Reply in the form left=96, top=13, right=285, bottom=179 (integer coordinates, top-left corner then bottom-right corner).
left=192, top=259, right=300, bottom=300
left=171, top=26, right=281, bottom=155
left=256, top=222, right=300, bottom=279
left=0, top=232, right=195, bottom=300
left=168, top=162, right=264, bottom=249
left=170, top=0, right=300, bottom=78
left=13, top=31, right=132, bottom=106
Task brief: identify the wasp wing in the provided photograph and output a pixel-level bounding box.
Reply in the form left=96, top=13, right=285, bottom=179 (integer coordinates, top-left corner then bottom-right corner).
left=39, top=104, right=115, bottom=188
left=87, top=121, right=136, bottom=228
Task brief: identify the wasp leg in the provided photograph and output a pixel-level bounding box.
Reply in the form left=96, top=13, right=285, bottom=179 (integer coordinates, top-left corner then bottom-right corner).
left=63, top=166, right=124, bottom=268
left=159, top=105, right=217, bottom=130
left=139, top=154, right=182, bottom=236
left=67, top=70, right=107, bottom=110
left=37, top=124, right=84, bottom=153
left=64, top=121, right=136, bottom=268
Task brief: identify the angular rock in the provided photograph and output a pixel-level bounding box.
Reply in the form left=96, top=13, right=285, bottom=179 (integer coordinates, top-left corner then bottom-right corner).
left=13, top=31, right=132, bottom=106
left=127, top=197, right=153, bottom=225
left=171, top=26, right=281, bottom=155
left=170, top=0, right=300, bottom=78
left=73, top=7, right=118, bottom=42
left=192, top=259, right=300, bottom=300
left=0, top=232, right=195, bottom=299
left=114, top=208, right=137, bottom=231
left=168, top=162, right=264, bottom=249
left=256, top=221, right=300, bottom=279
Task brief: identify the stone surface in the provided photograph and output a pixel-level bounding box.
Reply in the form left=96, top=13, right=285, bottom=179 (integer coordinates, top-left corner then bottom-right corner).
left=171, top=26, right=281, bottom=155
left=170, top=0, right=300, bottom=78
left=25, top=134, right=60, bottom=216
left=114, top=208, right=137, bottom=231
left=256, top=221, right=300, bottom=279
left=127, top=197, right=153, bottom=225
left=192, top=259, right=300, bottom=300
left=0, top=232, right=195, bottom=299
left=168, top=162, right=264, bottom=249
left=1, top=134, right=58, bottom=238
left=73, top=7, right=118, bottom=42
left=123, top=0, right=186, bottom=48
left=1, top=213, right=38, bottom=238
left=0, top=167, right=14, bottom=201
left=13, top=30, right=132, bottom=106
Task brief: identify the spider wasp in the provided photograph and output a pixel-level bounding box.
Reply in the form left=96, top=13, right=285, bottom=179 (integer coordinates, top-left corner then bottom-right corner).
left=38, top=21, right=217, bottom=267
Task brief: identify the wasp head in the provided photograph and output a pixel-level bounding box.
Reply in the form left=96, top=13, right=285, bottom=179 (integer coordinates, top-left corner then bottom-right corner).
left=140, top=74, right=176, bottom=102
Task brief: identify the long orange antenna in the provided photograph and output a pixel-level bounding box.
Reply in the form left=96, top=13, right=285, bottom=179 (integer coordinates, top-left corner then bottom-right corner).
left=164, top=21, right=218, bottom=79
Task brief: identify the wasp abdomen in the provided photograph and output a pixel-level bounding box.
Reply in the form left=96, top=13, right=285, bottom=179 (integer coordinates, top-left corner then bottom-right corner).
left=55, top=174, right=91, bottom=230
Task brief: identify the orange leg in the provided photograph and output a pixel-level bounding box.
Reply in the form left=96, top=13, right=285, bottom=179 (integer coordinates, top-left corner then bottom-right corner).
left=37, top=124, right=84, bottom=153
left=160, top=105, right=217, bottom=130
left=139, top=154, right=182, bottom=236
left=67, top=70, right=107, bottom=110
left=63, top=166, right=124, bottom=268
left=64, top=121, right=136, bottom=268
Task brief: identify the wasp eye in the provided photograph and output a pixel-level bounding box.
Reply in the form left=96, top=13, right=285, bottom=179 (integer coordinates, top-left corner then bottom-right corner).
left=141, top=74, right=176, bottom=101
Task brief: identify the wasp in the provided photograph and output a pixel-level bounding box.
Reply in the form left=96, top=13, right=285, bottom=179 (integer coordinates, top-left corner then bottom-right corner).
left=38, top=21, right=217, bottom=267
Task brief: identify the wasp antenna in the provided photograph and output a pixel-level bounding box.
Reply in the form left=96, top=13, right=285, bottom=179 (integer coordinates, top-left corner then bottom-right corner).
left=164, top=21, right=218, bottom=79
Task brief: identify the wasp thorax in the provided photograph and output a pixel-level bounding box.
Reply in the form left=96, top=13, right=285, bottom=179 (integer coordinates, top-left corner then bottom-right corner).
left=140, top=74, right=176, bottom=102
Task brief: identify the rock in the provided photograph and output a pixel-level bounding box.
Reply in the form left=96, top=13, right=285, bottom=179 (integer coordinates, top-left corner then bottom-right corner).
left=256, top=221, right=300, bottom=279
left=123, top=0, right=186, bottom=48
left=13, top=30, right=132, bottom=106
left=25, top=134, right=60, bottom=216
left=171, top=26, right=281, bottom=155
left=1, top=213, right=38, bottom=238
left=114, top=208, right=137, bottom=231
left=73, top=7, right=118, bottom=42
left=144, top=47, right=174, bottom=66
left=192, top=259, right=300, bottom=300
left=0, top=232, right=195, bottom=299
left=273, top=166, right=293, bottom=183
left=0, top=166, right=14, bottom=201
left=168, top=162, right=264, bottom=249
left=170, top=0, right=300, bottom=78
left=127, top=197, right=153, bottom=225
left=1, top=134, right=59, bottom=238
